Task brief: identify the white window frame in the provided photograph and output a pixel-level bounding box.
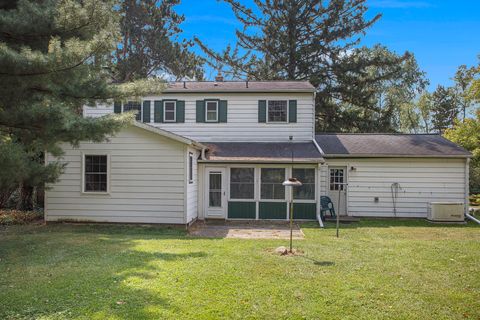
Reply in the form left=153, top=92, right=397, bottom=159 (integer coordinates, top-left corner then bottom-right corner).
left=81, top=152, right=110, bottom=194
left=205, top=100, right=219, bottom=122
left=229, top=167, right=256, bottom=201
left=188, top=152, right=194, bottom=184
left=163, top=100, right=177, bottom=122
left=260, top=167, right=286, bottom=201
left=266, top=100, right=288, bottom=123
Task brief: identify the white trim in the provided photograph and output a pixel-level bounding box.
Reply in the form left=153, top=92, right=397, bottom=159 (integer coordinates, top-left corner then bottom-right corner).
left=163, top=100, right=177, bottom=122
left=205, top=100, right=219, bottom=122
left=81, top=152, right=111, bottom=195
left=266, top=100, right=288, bottom=123
left=132, top=122, right=206, bottom=149
left=188, top=152, right=194, bottom=184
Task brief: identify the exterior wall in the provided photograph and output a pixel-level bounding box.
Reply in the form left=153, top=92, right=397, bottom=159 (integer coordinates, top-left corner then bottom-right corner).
left=45, top=126, right=188, bottom=224
left=198, top=163, right=319, bottom=220
left=185, top=146, right=200, bottom=224
left=84, top=92, right=315, bottom=142
left=324, top=158, right=468, bottom=218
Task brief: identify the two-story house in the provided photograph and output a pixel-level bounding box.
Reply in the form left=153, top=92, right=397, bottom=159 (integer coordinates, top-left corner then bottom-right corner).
left=45, top=80, right=471, bottom=225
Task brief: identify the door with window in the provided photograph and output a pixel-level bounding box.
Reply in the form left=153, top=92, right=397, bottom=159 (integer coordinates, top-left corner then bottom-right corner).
left=328, top=166, right=347, bottom=216
left=205, top=168, right=226, bottom=218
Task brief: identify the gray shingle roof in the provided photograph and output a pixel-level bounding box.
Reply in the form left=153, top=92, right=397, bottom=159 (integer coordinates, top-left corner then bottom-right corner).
left=163, top=81, right=315, bottom=93
left=315, top=134, right=471, bottom=158
left=204, top=142, right=324, bottom=163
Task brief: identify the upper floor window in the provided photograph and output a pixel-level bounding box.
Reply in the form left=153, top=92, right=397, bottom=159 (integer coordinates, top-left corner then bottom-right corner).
left=164, top=101, right=176, bottom=122
left=206, top=101, right=218, bottom=122
left=84, top=155, right=108, bottom=193
left=123, top=101, right=141, bottom=121
left=267, top=100, right=288, bottom=122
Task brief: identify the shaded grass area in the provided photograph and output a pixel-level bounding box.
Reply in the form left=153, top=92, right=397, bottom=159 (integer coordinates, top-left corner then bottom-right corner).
left=0, top=220, right=479, bottom=319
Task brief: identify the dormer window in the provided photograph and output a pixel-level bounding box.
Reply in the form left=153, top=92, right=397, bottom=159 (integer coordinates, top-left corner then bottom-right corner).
left=267, top=100, right=288, bottom=122
left=206, top=101, right=218, bottom=122
left=163, top=101, right=176, bottom=122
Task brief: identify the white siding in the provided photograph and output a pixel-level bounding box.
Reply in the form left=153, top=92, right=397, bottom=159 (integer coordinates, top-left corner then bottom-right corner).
left=84, top=92, right=315, bottom=142
left=325, top=158, right=468, bottom=218
left=45, top=126, right=188, bottom=224
left=83, top=103, right=113, bottom=118
left=185, top=147, right=199, bottom=224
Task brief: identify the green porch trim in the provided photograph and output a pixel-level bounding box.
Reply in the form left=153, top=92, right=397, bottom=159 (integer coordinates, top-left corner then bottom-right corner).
left=228, top=201, right=256, bottom=219
left=259, top=202, right=287, bottom=220
left=293, top=203, right=317, bottom=220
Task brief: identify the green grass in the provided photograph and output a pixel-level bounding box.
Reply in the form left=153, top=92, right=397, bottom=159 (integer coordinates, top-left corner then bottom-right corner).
left=0, top=220, right=479, bottom=320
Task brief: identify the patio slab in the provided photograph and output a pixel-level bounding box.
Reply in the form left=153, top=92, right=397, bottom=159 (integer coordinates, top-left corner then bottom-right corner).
left=188, top=221, right=305, bottom=239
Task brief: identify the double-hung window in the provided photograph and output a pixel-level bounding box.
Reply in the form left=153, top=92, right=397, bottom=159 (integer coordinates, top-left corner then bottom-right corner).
left=123, top=101, right=141, bottom=121
left=260, top=168, right=285, bottom=200
left=293, top=168, right=315, bottom=200
left=206, top=101, right=218, bottom=122
left=163, top=101, right=176, bottom=122
left=267, top=100, right=288, bottom=122
left=230, top=168, right=254, bottom=199
left=84, top=155, right=108, bottom=193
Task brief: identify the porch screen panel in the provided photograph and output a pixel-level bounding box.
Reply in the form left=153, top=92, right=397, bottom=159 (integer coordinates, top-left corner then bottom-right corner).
left=293, top=168, right=315, bottom=200
left=260, top=168, right=285, bottom=199
left=230, top=168, right=254, bottom=199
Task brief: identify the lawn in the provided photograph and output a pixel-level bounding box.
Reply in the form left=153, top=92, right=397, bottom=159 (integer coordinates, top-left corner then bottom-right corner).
left=0, top=220, right=479, bottom=320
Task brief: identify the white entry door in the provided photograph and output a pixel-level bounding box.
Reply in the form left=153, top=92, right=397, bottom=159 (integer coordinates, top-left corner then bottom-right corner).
left=328, top=166, right=347, bottom=216
left=205, top=168, right=227, bottom=219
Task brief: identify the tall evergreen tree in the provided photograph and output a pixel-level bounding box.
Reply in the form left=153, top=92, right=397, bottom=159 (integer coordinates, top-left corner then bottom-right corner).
left=0, top=0, right=159, bottom=209
left=431, top=85, right=459, bottom=133
left=196, top=0, right=424, bottom=132
left=114, top=0, right=204, bottom=82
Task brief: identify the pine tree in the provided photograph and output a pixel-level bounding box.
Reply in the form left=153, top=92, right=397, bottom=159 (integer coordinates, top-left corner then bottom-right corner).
left=431, top=85, right=459, bottom=133
left=114, top=0, right=204, bottom=82
left=0, top=0, right=158, bottom=209
left=195, top=0, right=425, bottom=132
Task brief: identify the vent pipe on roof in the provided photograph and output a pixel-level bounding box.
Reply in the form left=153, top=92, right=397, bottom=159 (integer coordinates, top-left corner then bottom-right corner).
left=246, top=80, right=249, bottom=88
left=215, top=73, right=224, bottom=82
left=183, top=81, right=186, bottom=89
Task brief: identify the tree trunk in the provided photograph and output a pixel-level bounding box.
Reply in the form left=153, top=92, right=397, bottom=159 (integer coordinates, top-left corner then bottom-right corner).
left=16, top=183, right=34, bottom=211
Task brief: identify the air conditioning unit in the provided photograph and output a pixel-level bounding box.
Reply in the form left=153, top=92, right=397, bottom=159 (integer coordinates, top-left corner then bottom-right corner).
left=428, top=202, right=464, bottom=222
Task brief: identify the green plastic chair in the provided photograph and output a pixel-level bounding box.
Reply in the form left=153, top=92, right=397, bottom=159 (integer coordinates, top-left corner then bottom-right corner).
left=320, top=196, right=336, bottom=220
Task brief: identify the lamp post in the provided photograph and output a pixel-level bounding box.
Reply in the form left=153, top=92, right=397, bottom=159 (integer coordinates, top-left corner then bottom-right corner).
left=283, top=177, right=302, bottom=253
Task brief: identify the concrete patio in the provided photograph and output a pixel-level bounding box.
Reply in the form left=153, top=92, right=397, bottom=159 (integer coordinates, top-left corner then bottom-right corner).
left=188, top=220, right=305, bottom=239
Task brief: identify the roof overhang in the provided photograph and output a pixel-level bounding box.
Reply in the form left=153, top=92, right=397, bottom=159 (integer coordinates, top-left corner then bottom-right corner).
left=132, top=122, right=206, bottom=150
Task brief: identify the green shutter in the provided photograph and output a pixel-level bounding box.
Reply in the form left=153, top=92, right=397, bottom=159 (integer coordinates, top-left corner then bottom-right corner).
left=258, top=100, right=266, bottom=123
left=142, top=101, right=151, bottom=123
left=154, top=100, right=163, bottom=123
left=196, top=100, right=205, bottom=123
left=176, top=100, right=185, bottom=123
left=114, top=101, right=121, bottom=114
left=219, top=100, right=228, bottom=123
left=289, top=100, right=297, bottom=123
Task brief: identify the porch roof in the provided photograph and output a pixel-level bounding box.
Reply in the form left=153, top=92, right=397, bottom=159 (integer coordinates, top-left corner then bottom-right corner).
left=315, top=133, right=471, bottom=158
left=202, top=141, right=324, bottom=163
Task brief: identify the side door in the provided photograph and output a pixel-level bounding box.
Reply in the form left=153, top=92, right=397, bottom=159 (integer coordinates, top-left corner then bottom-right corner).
left=205, top=167, right=227, bottom=219
left=328, top=166, right=348, bottom=216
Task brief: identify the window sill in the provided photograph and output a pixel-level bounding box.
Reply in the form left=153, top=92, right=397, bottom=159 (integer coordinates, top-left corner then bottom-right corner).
left=81, top=191, right=110, bottom=196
